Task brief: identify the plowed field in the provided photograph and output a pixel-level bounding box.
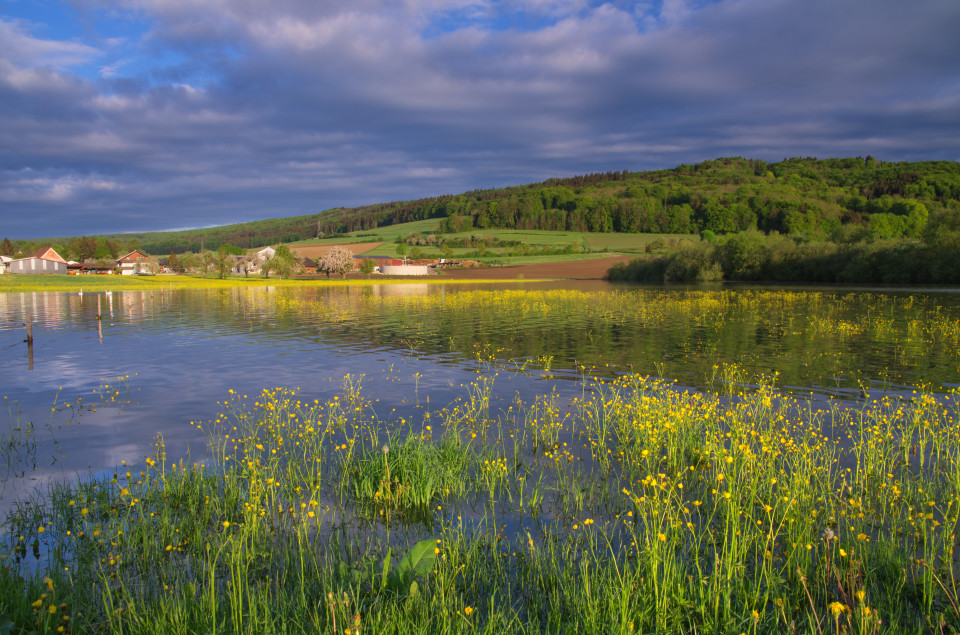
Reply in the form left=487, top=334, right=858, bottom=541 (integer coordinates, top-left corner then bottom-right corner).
left=289, top=242, right=383, bottom=259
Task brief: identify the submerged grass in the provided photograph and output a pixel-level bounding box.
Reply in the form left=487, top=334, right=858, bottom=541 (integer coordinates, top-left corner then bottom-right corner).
left=2, top=370, right=960, bottom=633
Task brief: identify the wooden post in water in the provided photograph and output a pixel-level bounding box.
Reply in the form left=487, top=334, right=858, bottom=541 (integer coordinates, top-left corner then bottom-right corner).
left=25, top=310, right=34, bottom=370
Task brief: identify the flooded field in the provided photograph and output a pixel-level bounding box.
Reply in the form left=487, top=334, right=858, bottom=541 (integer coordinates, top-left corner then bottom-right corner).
left=1, top=282, right=959, bottom=633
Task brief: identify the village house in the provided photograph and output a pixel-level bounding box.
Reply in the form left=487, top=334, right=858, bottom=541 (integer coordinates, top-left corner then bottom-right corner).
left=241, top=246, right=276, bottom=275
left=116, top=250, right=153, bottom=275
left=5, top=247, right=67, bottom=274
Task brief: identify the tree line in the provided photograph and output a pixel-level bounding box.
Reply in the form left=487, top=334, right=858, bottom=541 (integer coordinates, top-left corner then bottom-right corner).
left=1, top=235, right=130, bottom=263
left=6, top=157, right=959, bottom=256
left=317, top=157, right=960, bottom=241
left=607, top=207, right=960, bottom=285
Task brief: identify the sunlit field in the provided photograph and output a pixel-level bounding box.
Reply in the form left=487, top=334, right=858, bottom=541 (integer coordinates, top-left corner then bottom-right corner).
left=2, top=286, right=960, bottom=633
left=0, top=274, right=514, bottom=294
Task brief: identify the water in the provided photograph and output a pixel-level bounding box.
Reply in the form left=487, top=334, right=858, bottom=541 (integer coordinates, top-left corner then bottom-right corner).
left=1, top=282, right=959, bottom=513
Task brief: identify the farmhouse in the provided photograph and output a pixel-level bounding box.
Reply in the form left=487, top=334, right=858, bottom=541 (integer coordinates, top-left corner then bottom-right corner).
left=116, top=250, right=153, bottom=275
left=5, top=247, right=67, bottom=274
left=239, top=246, right=276, bottom=275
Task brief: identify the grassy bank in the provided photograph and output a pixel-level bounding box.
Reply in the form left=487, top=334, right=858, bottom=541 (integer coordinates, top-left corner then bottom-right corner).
left=2, top=371, right=959, bottom=633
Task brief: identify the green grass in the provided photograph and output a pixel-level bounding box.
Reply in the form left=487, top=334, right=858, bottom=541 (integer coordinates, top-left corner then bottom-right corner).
left=315, top=219, right=444, bottom=245
left=471, top=253, right=620, bottom=266
left=3, top=366, right=960, bottom=633
left=319, top=221, right=697, bottom=259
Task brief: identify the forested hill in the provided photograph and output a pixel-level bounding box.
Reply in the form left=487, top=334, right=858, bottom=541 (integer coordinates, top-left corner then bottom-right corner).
left=315, top=157, right=960, bottom=240
left=9, top=157, right=956, bottom=256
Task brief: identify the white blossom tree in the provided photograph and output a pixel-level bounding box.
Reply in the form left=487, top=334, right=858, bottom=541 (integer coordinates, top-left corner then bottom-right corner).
left=319, top=246, right=354, bottom=278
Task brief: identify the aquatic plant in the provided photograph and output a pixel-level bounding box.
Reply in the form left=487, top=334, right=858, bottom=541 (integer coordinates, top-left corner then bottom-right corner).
left=1, top=369, right=959, bottom=632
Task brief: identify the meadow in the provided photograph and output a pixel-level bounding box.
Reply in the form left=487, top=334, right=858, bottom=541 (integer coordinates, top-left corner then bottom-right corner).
left=2, top=285, right=960, bottom=633
left=291, top=223, right=688, bottom=261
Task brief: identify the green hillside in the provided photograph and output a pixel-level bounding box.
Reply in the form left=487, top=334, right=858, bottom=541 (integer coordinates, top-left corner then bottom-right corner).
left=3, top=157, right=959, bottom=259
left=313, top=157, right=960, bottom=240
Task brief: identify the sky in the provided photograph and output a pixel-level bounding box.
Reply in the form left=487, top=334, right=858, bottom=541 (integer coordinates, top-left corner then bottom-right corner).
left=1, top=0, right=959, bottom=239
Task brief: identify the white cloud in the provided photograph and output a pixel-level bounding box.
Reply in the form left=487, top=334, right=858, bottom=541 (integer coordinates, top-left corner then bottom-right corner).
left=0, top=0, right=957, bottom=237
left=0, top=19, right=102, bottom=69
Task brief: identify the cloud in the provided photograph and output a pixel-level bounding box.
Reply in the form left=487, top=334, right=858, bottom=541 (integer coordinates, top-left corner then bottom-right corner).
left=0, top=19, right=102, bottom=69
left=0, top=0, right=958, bottom=237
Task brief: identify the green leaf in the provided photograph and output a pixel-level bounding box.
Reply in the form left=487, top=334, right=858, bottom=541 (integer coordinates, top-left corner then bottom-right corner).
left=394, top=538, right=437, bottom=581
left=380, top=547, right=392, bottom=589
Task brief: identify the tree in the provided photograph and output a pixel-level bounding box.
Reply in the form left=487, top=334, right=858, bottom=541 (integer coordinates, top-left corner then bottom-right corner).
left=95, top=241, right=113, bottom=260
left=70, top=236, right=99, bottom=262
left=238, top=253, right=257, bottom=277
left=214, top=245, right=233, bottom=279
left=218, top=243, right=245, bottom=256
left=139, top=256, right=160, bottom=274
left=103, top=238, right=119, bottom=259
left=0, top=238, right=12, bottom=256
left=359, top=258, right=376, bottom=275
left=395, top=243, right=407, bottom=264
left=319, top=246, right=354, bottom=278
left=167, top=253, right=181, bottom=273
left=200, top=250, right=216, bottom=276
left=179, top=252, right=200, bottom=273
left=264, top=245, right=299, bottom=279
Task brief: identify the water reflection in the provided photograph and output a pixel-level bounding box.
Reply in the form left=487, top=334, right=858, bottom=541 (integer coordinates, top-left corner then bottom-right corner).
left=1, top=283, right=959, bottom=514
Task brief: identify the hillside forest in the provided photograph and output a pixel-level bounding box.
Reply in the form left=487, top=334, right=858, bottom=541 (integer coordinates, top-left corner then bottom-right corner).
left=3, top=157, right=960, bottom=280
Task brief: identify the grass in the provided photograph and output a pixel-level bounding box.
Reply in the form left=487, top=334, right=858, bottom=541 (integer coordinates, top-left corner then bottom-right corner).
left=288, top=219, right=444, bottom=246
left=471, top=253, right=618, bottom=266
left=318, top=222, right=696, bottom=261
left=2, top=367, right=960, bottom=633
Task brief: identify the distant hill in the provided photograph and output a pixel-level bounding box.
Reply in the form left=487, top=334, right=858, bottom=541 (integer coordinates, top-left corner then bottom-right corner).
left=6, top=157, right=959, bottom=257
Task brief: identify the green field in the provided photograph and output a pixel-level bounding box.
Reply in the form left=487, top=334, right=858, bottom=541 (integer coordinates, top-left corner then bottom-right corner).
left=295, top=222, right=698, bottom=262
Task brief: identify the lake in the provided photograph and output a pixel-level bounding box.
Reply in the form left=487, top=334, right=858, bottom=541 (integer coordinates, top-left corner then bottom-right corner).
left=2, top=281, right=959, bottom=512
left=3, top=281, right=960, bottom=632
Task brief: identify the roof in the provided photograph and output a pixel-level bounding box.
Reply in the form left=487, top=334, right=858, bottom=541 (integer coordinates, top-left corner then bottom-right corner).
left=117, top=250, right=149, bottom=262
left=33, top=246, right=66, bottom=262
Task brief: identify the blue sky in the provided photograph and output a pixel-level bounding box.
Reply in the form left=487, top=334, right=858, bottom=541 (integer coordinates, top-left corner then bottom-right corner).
left=1, top=0, right=959, bottom=238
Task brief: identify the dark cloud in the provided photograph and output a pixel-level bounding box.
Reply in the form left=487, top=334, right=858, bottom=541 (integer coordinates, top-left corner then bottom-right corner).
left=1, top=0, right=958, bottom=238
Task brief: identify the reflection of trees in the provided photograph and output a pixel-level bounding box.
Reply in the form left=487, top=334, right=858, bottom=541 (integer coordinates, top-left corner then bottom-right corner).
left=293, top=288, right=960, bottom=391
left=14, top=287, right=959, bottom=393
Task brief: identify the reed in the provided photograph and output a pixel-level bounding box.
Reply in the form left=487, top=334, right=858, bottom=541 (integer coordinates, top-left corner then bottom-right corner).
left=2, top=369, right=959, bottom=633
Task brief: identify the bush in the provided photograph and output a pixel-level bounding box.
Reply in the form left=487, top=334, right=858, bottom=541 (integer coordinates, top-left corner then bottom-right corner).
left=664, top=243, right=723, bottom=283
left=718, top=231, right=767, bottom=280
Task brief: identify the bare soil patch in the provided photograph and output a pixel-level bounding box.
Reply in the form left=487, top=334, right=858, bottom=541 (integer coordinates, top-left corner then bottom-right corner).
left=289, top=242, right=383, bottom=259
